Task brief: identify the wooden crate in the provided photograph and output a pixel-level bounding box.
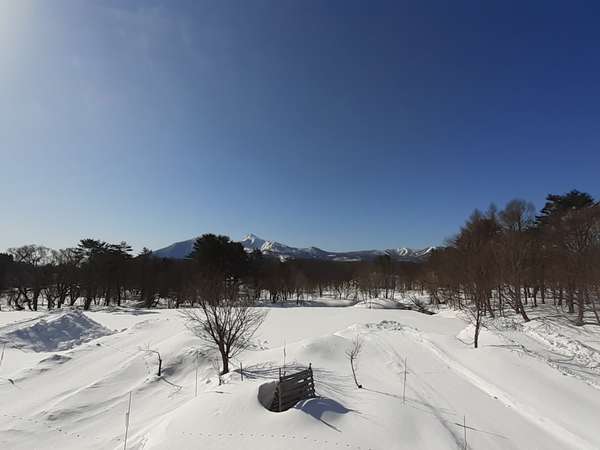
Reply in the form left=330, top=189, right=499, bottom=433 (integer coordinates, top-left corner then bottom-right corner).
left=270, top=365, right=316, bottom=412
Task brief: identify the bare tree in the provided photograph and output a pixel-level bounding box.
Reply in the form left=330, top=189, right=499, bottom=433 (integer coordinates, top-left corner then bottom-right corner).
left=496, top=199, right=536, bottom=322
left=345, top=335, right=363, bottom=388
left=452, top=207, right=500, bottom=348
left=181, top=299, right=267, bottom=375
left=7, top=245, right=52, bottom=310
left=463, top=299, right=487, bottom=348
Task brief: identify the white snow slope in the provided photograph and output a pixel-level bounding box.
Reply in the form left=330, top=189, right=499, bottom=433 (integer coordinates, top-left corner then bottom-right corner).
left=1, top=306, right=599, bottom=450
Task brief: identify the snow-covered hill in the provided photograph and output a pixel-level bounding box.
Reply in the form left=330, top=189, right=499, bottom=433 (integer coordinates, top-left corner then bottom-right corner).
left=152, top=233, right=434, bottom=262
left=151, top=238, right=196, bottom=259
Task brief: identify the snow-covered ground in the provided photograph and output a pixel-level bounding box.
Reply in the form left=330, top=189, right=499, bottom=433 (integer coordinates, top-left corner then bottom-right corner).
left=1, top=302, right=599, bottom=449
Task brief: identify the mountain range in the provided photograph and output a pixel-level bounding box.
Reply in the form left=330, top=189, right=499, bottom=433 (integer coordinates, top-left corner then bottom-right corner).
left=152, top=234, right=434, bottom=262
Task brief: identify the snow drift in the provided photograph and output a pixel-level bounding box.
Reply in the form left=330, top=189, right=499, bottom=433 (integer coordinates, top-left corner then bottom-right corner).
left=0, top=310, right=114, bottom=352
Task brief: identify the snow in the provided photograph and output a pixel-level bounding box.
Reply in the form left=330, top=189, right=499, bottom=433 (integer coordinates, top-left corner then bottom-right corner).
left=0, top=310, right=114, bottom=352
left=151, top=238, right=197, bottom=259
left=522, top=318, right=600, bottom=377
left=1, top=304, right=599, bottom=449
left=240, top=233, right=267, bottom=250
left=482, top=309, right=600, bottom=390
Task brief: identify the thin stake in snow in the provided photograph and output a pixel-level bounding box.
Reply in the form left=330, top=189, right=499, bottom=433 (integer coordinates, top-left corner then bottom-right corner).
left=283, top=339, right=286, bottom=376
left=195, top=353, right=199, bottom=397
left=0, top=343, right=5, bottom=369
left=123, top=391, right=132, bottom=450
left=463, top=415, right=467, bottom=450
left=403, top=357, right=407, bottom=404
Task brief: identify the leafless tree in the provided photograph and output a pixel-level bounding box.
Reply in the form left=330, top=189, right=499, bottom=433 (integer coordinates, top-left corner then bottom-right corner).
left=496, top=199, right=536, bottom=322
left=7, top=245, right=52, bottom=310
left=181, top=299, right=267, bottom=375
left=345, top=334, right=363, bottom=388
left=452, top=207, right=500, bottom=347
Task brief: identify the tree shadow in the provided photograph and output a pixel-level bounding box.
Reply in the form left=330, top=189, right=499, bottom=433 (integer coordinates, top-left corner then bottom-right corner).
left=364, top=388, right=508, bottom=442
left=363, top=388, right=457, bottom=415
left=451, top=420, right=509, bottom=439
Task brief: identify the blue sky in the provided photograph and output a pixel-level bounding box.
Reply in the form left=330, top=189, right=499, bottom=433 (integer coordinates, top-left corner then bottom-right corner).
left=1, top=1, right=599, bottom=252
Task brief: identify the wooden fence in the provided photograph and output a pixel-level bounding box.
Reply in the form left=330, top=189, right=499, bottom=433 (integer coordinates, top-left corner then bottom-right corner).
left=269, top=364, right=316, bottom=412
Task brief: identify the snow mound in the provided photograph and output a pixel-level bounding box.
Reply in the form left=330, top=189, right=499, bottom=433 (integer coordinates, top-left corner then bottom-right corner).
left=0, top=310, right=114, bottom=352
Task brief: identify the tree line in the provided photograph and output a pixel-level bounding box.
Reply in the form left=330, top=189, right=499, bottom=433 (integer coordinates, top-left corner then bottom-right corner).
left=0, top=235, right=422, bottom=311
left=424, top=190, right=600, bottom=346
left=1, top=190, right=599, bottom=342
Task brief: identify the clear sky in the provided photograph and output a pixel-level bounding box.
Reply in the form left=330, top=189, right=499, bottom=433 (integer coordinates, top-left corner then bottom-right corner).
left=2, top=1, right=600, bottom=253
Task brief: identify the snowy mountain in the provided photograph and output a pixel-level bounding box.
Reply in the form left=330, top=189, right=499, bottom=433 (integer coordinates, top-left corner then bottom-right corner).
left=151, top=238, right=196, bottom=260
left=152, top=233, right=434, bottom=262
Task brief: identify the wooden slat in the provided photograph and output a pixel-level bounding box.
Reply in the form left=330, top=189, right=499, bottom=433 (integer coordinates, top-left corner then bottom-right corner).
left=280, top=376, right=310, bottom=386
left=280, top=368, right=310, bottom=379
left=280, top=382, right=314, bottom=399
left=280, top=388, right=314, bottom=404
left=280, top=381, right=310, bottom=392
left=280, top=369, right=311, bottom=382
left=270, top=366, right=316, bottom=412
left=282, top=378, right=314, bottom=388
left=280, top=369, right=310, bottom=381
left=281, top=379, right=313, bottom=391
left=280, top=390, right=312, bottom=405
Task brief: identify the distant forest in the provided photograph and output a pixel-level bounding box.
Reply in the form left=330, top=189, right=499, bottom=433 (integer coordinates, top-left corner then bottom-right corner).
left=1, top=190, right=599, bottom=333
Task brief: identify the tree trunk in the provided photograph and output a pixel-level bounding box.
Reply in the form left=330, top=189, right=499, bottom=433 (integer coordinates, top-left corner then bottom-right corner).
left=567, top=287, right=575, bottom=313
left=221, top=352, right=229, bottom=375
left=575, top=288, right=585, bottom=326
left=350, top=357, right=362, bottom=388
left=32, top=288, right=41, bottom=311
left=84, top=292, right=92, bottom=311
left=541, top=286, right=546, bottom=305
left=587, top=288, right=600, bottom=325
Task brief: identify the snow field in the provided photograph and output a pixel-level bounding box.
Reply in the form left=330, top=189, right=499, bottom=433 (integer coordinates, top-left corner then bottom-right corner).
left=0, top=306, right=599, bottom=449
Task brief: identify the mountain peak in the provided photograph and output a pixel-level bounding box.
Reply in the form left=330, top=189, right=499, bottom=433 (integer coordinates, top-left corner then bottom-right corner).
left=240, top=233, right=266, bottom=250
left=153, top=234, right=433, bottom=262
left=242, top=233, right=262, bottom=241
